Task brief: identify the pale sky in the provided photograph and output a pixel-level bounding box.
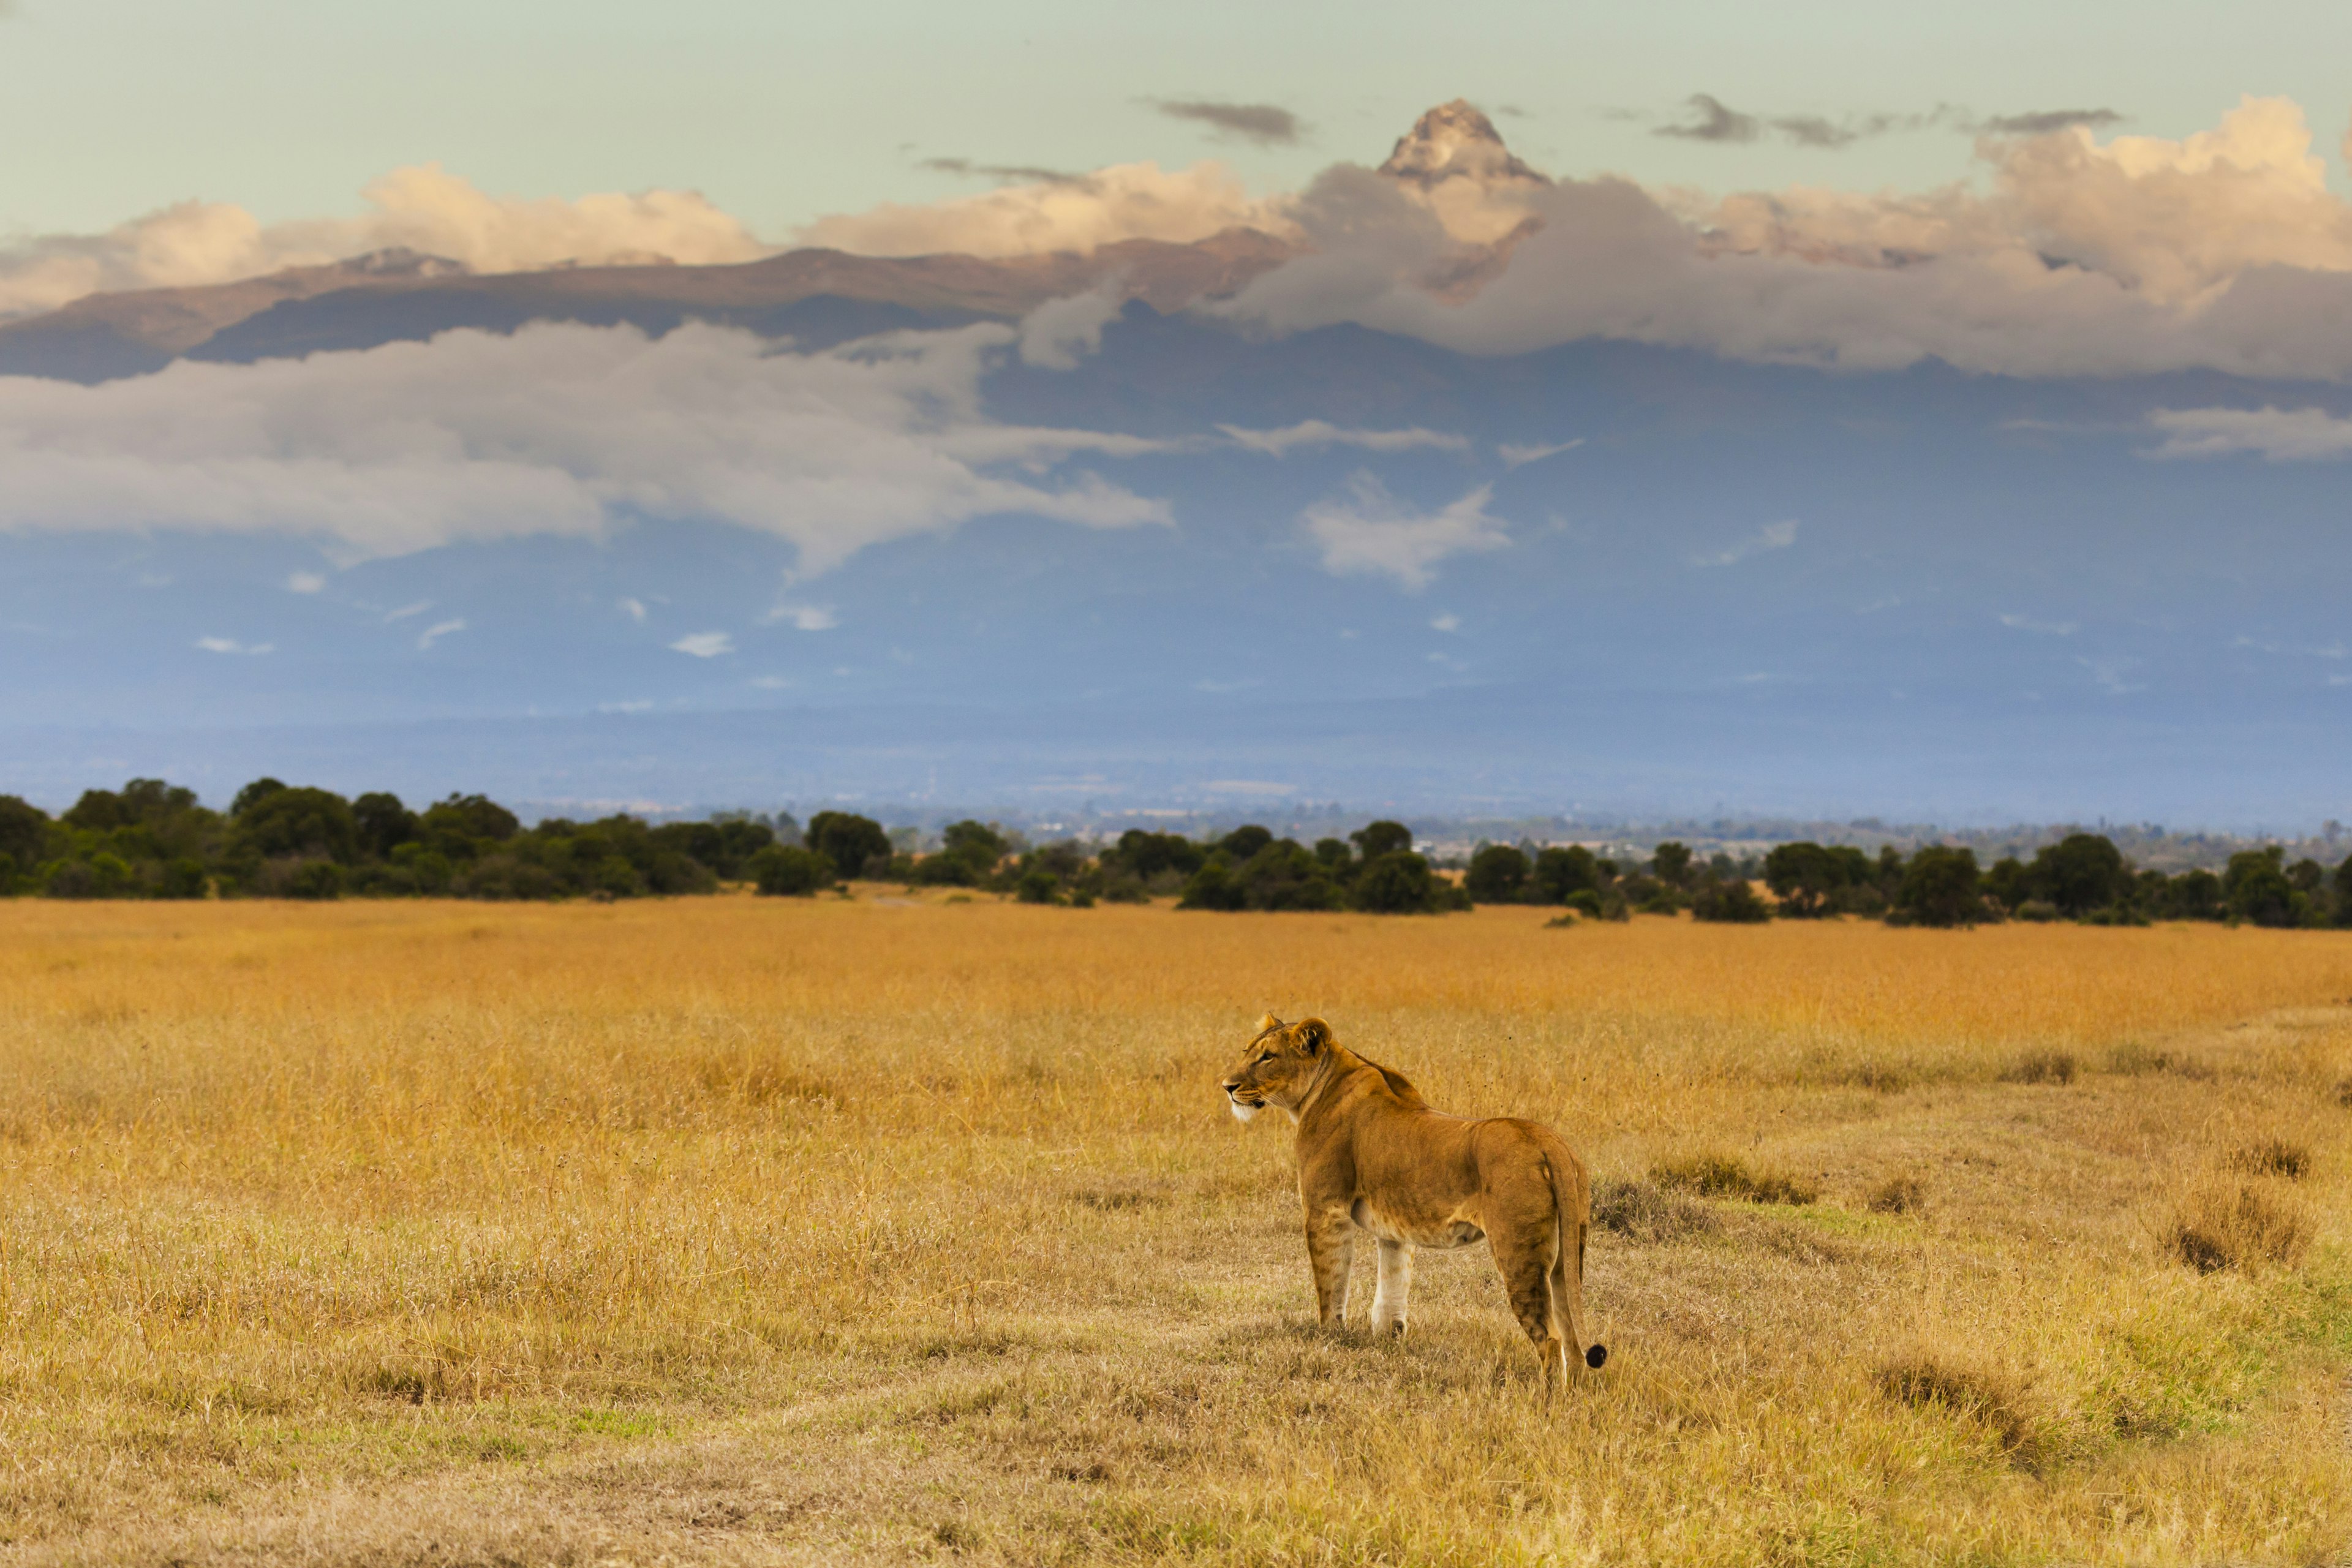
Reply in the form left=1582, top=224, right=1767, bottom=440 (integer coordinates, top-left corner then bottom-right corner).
left=6, top=0, right=2352, bottom=239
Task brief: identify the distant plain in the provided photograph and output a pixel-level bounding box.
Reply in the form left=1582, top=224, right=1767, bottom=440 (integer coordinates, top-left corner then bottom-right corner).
left=1, top=896, right=2346, bottom=1564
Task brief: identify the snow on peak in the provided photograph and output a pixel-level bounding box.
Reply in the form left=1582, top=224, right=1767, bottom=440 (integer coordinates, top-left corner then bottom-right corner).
left=1378, top=100, right=1549, bottom=190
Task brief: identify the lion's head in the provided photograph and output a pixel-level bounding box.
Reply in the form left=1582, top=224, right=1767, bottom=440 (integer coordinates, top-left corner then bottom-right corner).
left=1221, top=1013, right=1332, bottom=1123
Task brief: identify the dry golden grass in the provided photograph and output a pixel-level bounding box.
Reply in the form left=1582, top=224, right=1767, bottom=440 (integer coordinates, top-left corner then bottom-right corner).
left=2, top=896, right=2351, bottom=1564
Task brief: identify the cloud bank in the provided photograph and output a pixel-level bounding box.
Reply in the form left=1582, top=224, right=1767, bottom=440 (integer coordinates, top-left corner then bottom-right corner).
left=0, top=317, right=1169, bottom=571
left=0, top=164, right=769, bottom=320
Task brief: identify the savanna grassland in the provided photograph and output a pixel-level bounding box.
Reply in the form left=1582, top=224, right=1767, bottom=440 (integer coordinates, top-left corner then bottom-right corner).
left=2, top=896, right=2350, bottom=1566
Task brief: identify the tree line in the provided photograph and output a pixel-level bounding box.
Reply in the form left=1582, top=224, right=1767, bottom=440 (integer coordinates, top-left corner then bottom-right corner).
left=4, top=780, right=2349, bottom=927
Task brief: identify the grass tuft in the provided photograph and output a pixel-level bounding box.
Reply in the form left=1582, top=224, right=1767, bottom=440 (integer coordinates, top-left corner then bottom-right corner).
left=1589, top=1176, right=1719, bottom=1242
left=1651, top=1152, right=1820, bottom=1206
left=2160, top=1179, right=2313, bottom=1273
left=1875, top=1349, right=2037, bottom=1456
left=1999, top=1050, right=2076, bottom=1085
left=1867, top=1174, right=1925, bottom=1215
left=2227, top=1137, right=2311, bottom=1180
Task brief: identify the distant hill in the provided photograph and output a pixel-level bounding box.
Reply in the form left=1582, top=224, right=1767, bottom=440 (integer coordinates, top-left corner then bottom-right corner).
left=0, top=228, right=1294, bottom=381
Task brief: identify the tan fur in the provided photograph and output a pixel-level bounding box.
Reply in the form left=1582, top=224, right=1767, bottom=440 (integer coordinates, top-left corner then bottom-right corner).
left=1222, top=1013, right=1603, bottom=1392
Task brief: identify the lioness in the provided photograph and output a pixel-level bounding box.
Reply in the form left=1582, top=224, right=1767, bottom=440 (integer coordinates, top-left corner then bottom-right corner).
left=1222, top=1014, right=1605, bottom=1389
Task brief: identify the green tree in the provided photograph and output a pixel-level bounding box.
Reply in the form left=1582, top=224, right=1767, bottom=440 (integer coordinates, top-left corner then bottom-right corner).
left=421, top=794, right=521, bottom=846
left=1691, top=878, right=1770, bottom=923
left=1763, top=842, right=1848, bottom=918
left=0, top=795, right=50, bottom=880
left=916, top=820, right=1008, bottom=885
left=1893, top=846, right=1985, bottom=927
left=748, top=844, right=831, bottom=896
left=1465, top=843, right=1531, bottom=903
left=2224, top=847, right=2298, bottom=927
left=1234, top=840, right=1342, bottom=911
left=1106, top=829, right=1204, bottom=882
left=1218, top=824, right=1275, bottom=862
left=233, top=787, right=360, bottom=864
left=1651, top=842, right=1695, bottom=888
left=1352, top=850, right=1441, bottom=914
left=1351, top=821, right=1414, bottom=861
left=2030, top=833, right=2127, bottom=917
left=231, top=778, right=288, bottom=817
left=2335, top=854, right=2352, bottom=928
left=805, top=812, right=892, bottom=880
left=1529, top=845, right=1600, bottom=904
left=1177, top=858, right=1248, bottom=911
left=353, top=792, right=418, bottom=861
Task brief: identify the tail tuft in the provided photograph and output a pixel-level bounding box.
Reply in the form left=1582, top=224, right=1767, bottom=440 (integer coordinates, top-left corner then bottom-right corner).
left=1585, top=1344, right=1608, bottom=1370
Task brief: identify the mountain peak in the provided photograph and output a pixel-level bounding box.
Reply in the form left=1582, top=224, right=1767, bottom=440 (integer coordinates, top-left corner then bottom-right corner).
left=1379, top=99, right=1548, bottom=189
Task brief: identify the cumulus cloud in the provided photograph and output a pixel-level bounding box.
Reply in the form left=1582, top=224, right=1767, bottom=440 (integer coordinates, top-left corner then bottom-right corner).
left=195, top=636, right=272, bottom=655
left=0, top=164, right=769, bottom=320
left=1017, top=284, right=1124, bottom=369
left=766, top=605, right=838, bottom=631
left=618, top=597, right=647, bottom=622
left=2146, top=405, right=2352, bottom=460
left=285, top=570, right=326, bottom=593
left=1218, top=420, right=1471, bottom=457
left=1301, top=474, right=1509, bottom=590
left=1691, top=519, right=1798, bottom=567
left=0, top=312, right=1172, bottom=573
left=1222, top=97, right=2352, bottom=380
left=1155, top=100, right=1304, bottom=147
left=795, top=162, right=1292, bottom=258
left=669, top=631, right=733, bottom=657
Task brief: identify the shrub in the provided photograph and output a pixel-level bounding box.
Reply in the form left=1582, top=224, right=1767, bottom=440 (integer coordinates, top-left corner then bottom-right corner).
left=749, top=845, right=831, bottom=897
left=2160, top=1179, right=2311, bottom=1272
left=156, top=858, right=209, bottom=900
left=1351, top=851, right=1442, bottom=914
left=286, top=860, right=345, bottom=901
left=1893, top=846, right=1985, bottom=927
left=1651, top=1152, right=1819, bottom=1205
left=2012, top=900, right=2061, bottom=922
left=1562, top=889, right=1605, bottom=918
left=1349, top=821, right=1414, bottom=861
left=805, top=812, right=892, bottom=881
left=1177, top=860, right=1247, bottom=912
left=1876, top=1350, right=2035, bottom=1455
left=2228, top=1138, right=2310, bottom=1180
left=2000, top=1050, right=2076, bottom=1085
left=1464, top=843, right=1531, bottom=904
left=1690, top=879, right=1770, bottom=923
left=1868, top=1175, right=1924, bottom=1215
left=1529, top=845, right=1600, bottom=904
left=1590, top=1177, right=1718, bottom=1242
left=1016, top=869, right=1061, bottom=905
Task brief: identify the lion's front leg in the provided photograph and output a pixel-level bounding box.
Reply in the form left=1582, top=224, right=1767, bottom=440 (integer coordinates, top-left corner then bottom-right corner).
left=1303, top=1205, right=1357, bottom=1327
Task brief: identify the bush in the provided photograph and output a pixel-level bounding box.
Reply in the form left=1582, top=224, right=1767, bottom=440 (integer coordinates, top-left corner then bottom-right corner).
left=1868, top=1175, right=1924, bottom=1215
left=1590, top=1177, right=1718, bottom=1242
left=1893, top=846, right=1985, bottom=927
left=805, top=812, right=892, bottom=881
left=1690, top=879, right=1770, bottom=923
left=1999, top=1050, right=2076, bottom=1085
left=1016, top=868, right=1061, bottom=905
left=1351, top=850, right=1442, bottom=914
left=2228, top=1138, right=2310, bottom=1180
left=1529, top=845, right=1600, bottom=904
left=1465, top=843, right=1531, bottom=903
left=2161, top=1179, right=2310, bottom=1273
left=1177, top=859, right=1248, bottom=911
left=157, top=858, right=209, bottom=900
left=749, top=845, right=832, bottom=897
left=286, top=860, right=345, bottom=901
left=1651, top=1152, right=1819, bottom=1205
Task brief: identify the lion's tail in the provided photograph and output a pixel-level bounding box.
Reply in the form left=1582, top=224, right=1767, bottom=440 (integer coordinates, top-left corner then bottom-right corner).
left=1544, top=1140, right=1605, bottom=1373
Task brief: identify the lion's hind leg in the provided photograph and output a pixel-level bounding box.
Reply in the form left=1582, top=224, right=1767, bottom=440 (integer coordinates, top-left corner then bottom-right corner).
left=1488, top=1225, right=1568, bottom=1394
left=1370, top=1240, right=1413, bottom=1337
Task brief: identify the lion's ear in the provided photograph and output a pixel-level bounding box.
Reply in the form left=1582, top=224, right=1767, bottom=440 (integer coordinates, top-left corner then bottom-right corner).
left=1294, top=1018, right=1332, bottom=1055
left=1256, top=1012, right=1284, bottom=1033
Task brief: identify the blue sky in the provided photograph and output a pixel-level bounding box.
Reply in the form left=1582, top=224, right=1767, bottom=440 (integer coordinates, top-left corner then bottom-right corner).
left=7, top=0, right=2352, bottom=238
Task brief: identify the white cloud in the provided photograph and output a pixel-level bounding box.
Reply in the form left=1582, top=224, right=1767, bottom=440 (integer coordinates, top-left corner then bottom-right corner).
left=415, top=618, right=464, bottom=650
left=0, top=314, right=1171, bottom=573
left=1498, top=439, right=1583, bottom=469
left=2146, top=405, right=2352, bottom=461
left=1691, top=518, right=1798, bottom=567
left=195, top=636, right=271, bottom=655
left=1017, top=284, right=1123, bottom=370
left=1301, top=474, right=1509, bottom=590
left=1430, top=612, right=1460, bottom=632
left=669, top=631, right=733, bottom=657
left=2078, top=654, right=2145, bottom=694
left=285, top=570, right=325, bottom=594
left=1221, top=97, right=2352, bottom=381
left=599, top=699, right=655, bottom=713
left=766, top=605, right=837, bottom=631
left=795, top=162, right=1292, bottom=259
left=0, top=164, right=771, bottom=321
left=617, top=596, right=647, bottom=622
left=383, top=600, right=432, bottom=622
left=2000, top=612, right=2079, bottom=635
left=1218, top=420, right=1471, bottom=458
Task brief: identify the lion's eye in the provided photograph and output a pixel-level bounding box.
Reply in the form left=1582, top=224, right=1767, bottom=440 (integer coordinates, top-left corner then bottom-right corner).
left=1255, top=1052, right=1274, bottom=1065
